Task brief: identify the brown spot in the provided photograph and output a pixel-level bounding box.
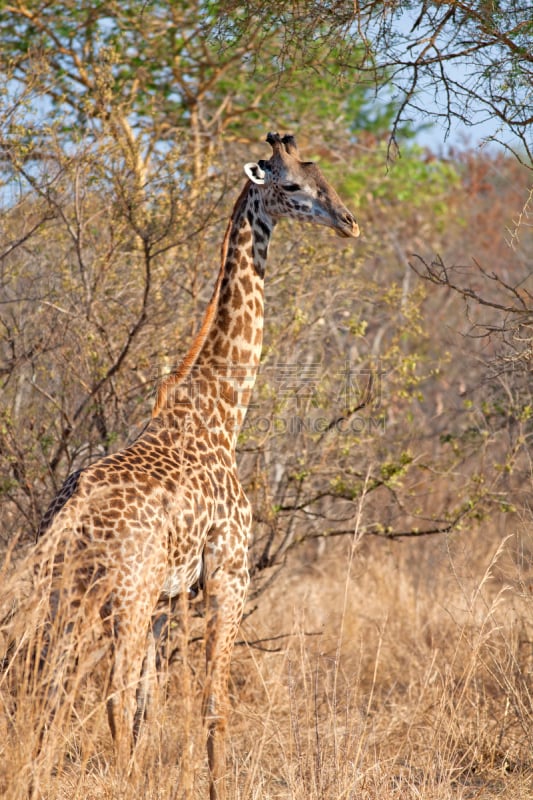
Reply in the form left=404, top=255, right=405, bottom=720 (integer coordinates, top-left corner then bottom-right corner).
left=240, top=274, right=253, bottom=294
left=237, top=229, right=252, bottom=247
left=213, top=467, right=225, bottom=482
left=231, top=317, right=244, bottom=338
left=218, top=308, right=231, bottom=335
left=159, top=430, right=172, bottom=447
left=215, top=336, right=230, bottom=359
left=242, top=310, right=253, bottom=340
left=220, top=285, right=232, bottom=305
left=231, top=282, right=243, bottom=310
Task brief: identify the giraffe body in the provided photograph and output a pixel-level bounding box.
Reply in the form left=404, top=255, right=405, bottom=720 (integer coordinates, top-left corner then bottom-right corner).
left=23, top=133, right=358, bottom=799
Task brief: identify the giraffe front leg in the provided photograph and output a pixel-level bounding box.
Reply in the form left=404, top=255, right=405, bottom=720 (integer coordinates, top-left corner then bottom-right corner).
left=203, top=541, right=249, bottom=800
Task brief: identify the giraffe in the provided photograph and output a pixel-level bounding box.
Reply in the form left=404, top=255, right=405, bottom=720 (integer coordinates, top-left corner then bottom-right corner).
left=16, top=132, right=359, bottom=799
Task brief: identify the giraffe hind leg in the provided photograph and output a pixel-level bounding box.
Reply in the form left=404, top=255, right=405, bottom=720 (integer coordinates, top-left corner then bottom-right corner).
left=133, top=629, right=158, bottom=739
left=105, top=616, right=155, bottom=773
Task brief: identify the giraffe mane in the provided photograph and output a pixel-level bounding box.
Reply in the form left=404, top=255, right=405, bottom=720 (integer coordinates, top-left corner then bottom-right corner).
left=152, top=180, right=252, bottom=417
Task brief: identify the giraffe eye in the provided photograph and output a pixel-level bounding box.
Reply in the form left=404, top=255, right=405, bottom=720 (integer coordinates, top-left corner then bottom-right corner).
left=283, top=183, right=301, bottom=192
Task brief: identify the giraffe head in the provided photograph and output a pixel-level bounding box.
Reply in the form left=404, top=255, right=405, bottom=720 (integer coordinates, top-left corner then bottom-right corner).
left=244, top=132, right=359, bottom=238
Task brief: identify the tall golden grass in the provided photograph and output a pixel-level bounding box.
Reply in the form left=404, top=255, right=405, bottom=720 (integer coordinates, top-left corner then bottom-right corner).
left=1, top=516, right=531, bottom=799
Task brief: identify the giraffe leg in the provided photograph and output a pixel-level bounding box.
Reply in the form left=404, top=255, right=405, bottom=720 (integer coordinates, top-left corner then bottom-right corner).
left=105, top=615, right=153, bottom=773
left=134, top=628, right=158, bottom=738
left=203, top=546, right=249, bottom=800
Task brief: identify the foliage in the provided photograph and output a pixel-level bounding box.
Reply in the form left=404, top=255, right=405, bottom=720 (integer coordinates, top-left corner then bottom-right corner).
left=360, top=0, right=533, bottom=162
left=2, top=0, right=531, bottom=170
left=218, top=0, right=533, bottom=162
left=0, top=0, right=394, bottom=189
left=0, top=3, right=532, bottom=796
left=0, top=0, right=530, bottom=553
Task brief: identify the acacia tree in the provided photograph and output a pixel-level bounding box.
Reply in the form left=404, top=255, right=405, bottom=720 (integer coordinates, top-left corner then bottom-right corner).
left=209, top=0, right=533, bottom=163
left=362, top=1, right=532, bottom=163
left=0, top=0, right=390, bottom=539
left=0, top=0, right=531, bottom=568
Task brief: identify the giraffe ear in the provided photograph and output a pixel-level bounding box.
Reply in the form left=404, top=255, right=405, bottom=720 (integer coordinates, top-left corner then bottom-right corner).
left=244, top=162, right=266, bottom=185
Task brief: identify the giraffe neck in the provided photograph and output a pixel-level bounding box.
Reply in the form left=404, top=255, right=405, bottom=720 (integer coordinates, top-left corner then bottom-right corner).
left=153, top=182, right=274, bottom=445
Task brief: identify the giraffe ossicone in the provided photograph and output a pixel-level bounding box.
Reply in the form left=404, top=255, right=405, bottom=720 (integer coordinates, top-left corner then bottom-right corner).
left=12, top=132, right=358, bottom=800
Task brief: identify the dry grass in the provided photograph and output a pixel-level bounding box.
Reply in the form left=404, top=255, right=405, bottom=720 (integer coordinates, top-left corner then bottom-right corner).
left=1, top=519, right=532, bottom=799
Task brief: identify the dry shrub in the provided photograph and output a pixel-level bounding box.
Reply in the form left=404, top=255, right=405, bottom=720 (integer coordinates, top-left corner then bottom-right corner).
left=1, top=517, right=532, bottom=799
left=232, top=520, right=533, bottom=799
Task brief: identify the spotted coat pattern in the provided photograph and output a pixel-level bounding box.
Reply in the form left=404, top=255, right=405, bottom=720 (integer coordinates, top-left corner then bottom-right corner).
left=37, top=133, right=359, bottom=800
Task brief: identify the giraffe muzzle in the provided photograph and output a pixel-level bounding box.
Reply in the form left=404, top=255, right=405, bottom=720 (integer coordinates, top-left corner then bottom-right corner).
left=336, top=215, right=360, bottom=238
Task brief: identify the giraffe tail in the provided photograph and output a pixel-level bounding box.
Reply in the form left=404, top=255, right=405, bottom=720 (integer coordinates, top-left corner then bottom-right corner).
left=0, top=533, right=49, bottom=645
left=1, top=515, right=114, bottom=791
left=1, top=509, right=113, bottom=711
